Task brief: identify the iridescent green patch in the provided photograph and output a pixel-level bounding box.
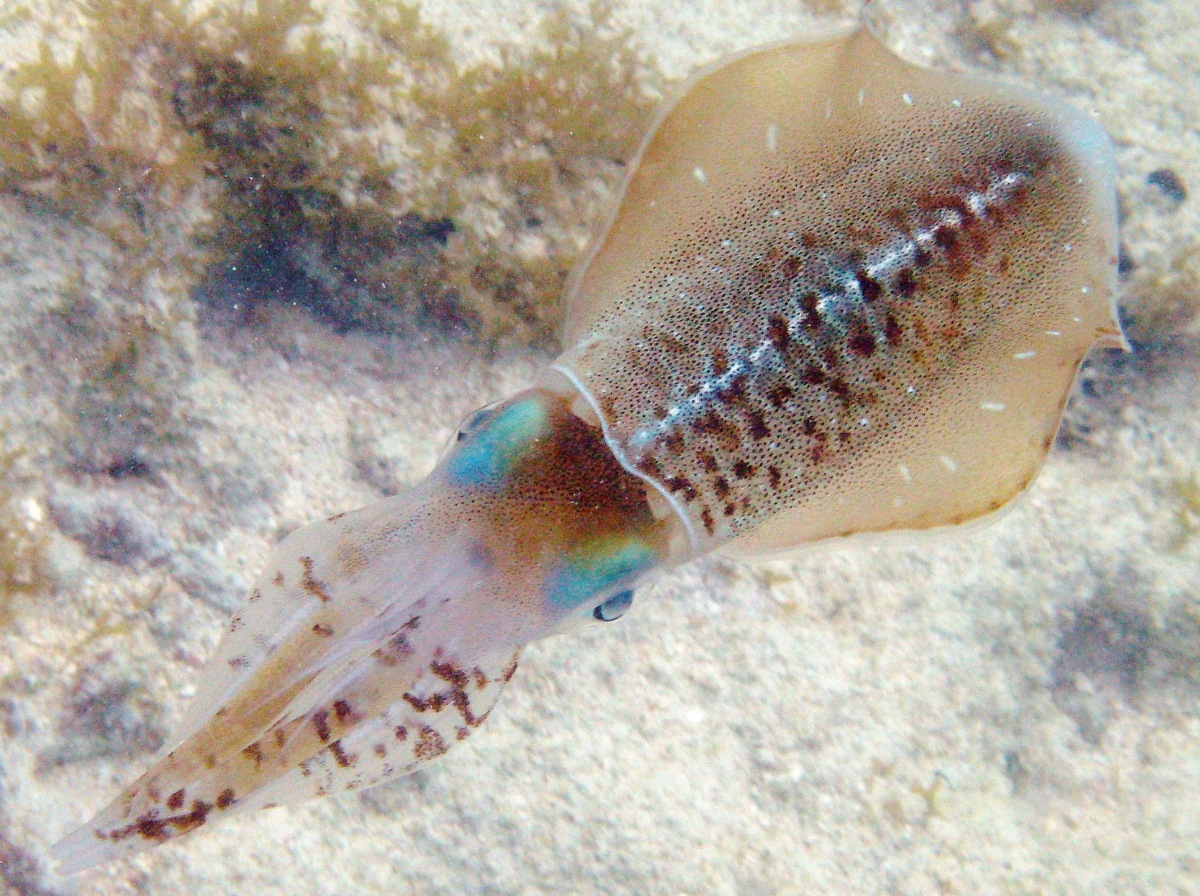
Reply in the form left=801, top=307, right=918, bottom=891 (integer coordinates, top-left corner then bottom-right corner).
left=545, top=536, right=656, bottom=611
left=445, top=397, right=549, bottom=488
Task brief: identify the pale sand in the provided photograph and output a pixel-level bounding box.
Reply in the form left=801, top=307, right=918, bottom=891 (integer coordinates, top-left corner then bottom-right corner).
left=0, top=1, right=1197, bottom=894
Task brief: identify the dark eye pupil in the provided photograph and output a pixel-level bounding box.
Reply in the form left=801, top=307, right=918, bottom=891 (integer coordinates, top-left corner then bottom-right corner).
left=593, top=589, right=634, bottom=622
left=457, top=405, right=500, bottom=442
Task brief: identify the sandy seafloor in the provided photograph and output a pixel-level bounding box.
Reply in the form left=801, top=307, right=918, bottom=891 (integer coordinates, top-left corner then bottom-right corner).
left=1, top=0, right=1199, bottom=893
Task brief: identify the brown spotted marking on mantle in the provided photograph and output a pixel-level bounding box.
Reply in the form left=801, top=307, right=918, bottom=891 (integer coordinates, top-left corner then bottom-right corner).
left=299, top=556, right=333, bottom=603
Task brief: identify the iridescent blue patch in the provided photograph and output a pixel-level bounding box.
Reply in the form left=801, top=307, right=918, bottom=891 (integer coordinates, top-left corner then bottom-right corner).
left=546, top=538, right=655, bottom=611
left=445, top=397, right=549, bottom=488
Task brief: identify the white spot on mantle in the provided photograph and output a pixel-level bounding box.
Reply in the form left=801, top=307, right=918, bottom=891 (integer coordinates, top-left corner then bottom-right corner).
left=693, top=166, right=707, bottom=184
left=938, top=455, right=959, bottom=473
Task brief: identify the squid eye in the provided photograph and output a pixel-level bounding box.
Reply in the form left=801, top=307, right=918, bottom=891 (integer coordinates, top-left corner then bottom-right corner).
left=438, top=401, right=505, bottom=463
left=593, top=589, right=634, bottom=622
left=456, top=404, right=499, bottom=442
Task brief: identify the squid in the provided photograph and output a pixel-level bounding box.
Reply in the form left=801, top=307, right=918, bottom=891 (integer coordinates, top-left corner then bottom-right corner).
left=53, top=25, right=1124, bottom=873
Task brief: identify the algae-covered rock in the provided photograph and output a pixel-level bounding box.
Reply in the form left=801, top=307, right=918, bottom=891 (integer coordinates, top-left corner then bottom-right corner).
left=0, top=0, right=663, bottom=347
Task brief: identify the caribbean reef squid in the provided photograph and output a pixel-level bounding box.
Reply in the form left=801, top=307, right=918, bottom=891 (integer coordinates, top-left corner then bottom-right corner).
left=53, top=25, right=1124, bottom=873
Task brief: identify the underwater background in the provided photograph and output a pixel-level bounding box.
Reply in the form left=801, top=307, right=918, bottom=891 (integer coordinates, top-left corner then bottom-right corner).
left=0, top=0, right=1196, bottom=892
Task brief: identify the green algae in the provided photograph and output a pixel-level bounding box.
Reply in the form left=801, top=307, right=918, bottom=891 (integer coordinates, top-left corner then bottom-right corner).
left=0, top=0, right=663, bottom=346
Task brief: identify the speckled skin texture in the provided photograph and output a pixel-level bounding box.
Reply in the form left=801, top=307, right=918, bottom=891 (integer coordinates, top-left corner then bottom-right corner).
left=557, top=29, right=1120, bottom=555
